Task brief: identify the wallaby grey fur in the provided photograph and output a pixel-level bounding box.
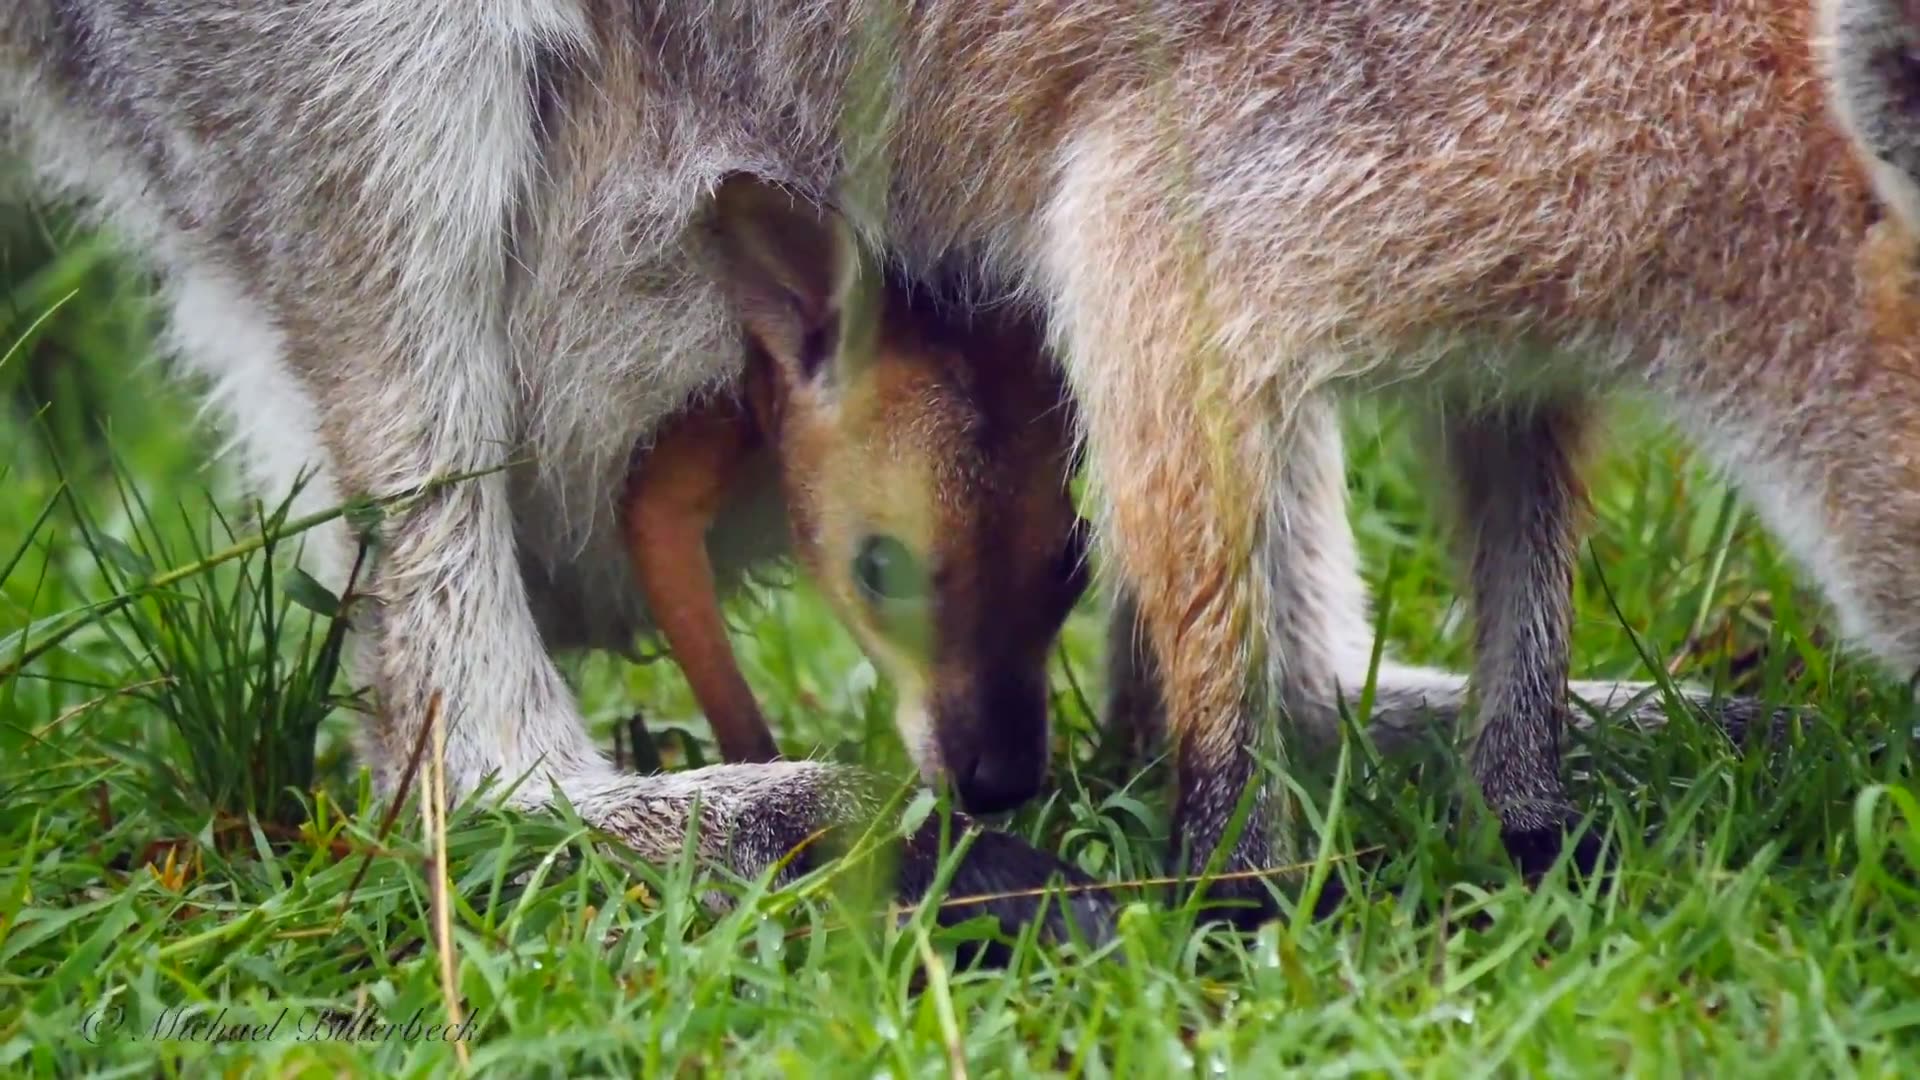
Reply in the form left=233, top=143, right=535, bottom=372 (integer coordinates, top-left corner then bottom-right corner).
left=0, top=1, right=1116, bottom=943
left=7, top=0, right=1914, bottom=930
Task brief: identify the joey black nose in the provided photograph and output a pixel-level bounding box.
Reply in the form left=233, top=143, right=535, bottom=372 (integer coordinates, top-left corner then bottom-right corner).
left=937, top=672, right=1051, bottom=814
left=950, top=743, right=1046, bottom=816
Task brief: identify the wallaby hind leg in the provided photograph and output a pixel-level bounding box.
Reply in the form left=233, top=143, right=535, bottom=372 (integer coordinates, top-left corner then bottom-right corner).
left=573, top=761, right=1115, bottom=946
left=1438, top=402, right=1598, bottom=876
left=1667, top=364, right=1920, bottom=711
left=622, top=394, right=782, bottom=764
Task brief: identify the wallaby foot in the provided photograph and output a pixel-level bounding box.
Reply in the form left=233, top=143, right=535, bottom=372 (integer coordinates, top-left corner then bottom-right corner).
left=571, top=762, right=1114, bottom=952
left=1498, top=818, right=1608, bottom=885
left=895, top=817, right=1115, bottom=951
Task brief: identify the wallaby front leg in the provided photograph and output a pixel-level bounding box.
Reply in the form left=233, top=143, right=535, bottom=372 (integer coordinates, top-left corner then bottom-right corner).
left=1438, top=402, right=1595, bottom=875
left=214, top=4, right=611, bottom=803
left=1100, top=395, right=1554, bottom=767
left=1066, top=365, right=1289, bottom=924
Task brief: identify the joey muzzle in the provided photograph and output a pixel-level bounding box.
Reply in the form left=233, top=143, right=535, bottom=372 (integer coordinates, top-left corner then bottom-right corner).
left=934, top=670, right=1051, bottom=815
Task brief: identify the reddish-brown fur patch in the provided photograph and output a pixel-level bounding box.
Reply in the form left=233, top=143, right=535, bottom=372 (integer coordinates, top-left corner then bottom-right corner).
left=622, top=276, right=1079, bottom=777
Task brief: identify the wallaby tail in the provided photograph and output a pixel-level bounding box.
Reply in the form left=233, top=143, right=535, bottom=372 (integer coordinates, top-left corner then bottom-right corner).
left=1820, top=0, right=1920, bottom=230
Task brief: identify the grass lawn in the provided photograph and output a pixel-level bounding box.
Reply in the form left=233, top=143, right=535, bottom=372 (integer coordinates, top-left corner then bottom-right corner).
left=4, top=203, right=1919, bottom=1078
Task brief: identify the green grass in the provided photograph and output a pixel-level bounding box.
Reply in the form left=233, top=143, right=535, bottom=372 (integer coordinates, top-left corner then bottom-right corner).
left=4, top=203, right=1920, bottom=1079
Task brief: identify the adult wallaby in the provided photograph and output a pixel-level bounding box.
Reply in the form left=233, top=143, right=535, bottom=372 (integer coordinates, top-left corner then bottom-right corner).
left=7, top=0, right=1890, bottom=934
left=640, top=177, right=1712, bottom=833
left=0, top=13, right=1115, bottom=942
left=622, top=174, right=1089, bottom=791
left=615, top=0, right=1920, bottom=921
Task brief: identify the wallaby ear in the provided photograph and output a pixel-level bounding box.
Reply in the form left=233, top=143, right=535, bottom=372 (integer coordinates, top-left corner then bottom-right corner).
left=705, top=174, right=880, bottom=389
left=1820, top=0, right=1920, bottom=234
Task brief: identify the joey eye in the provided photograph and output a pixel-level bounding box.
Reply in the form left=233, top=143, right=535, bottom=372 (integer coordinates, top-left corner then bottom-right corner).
left=853, top=535, right=926, bottom=604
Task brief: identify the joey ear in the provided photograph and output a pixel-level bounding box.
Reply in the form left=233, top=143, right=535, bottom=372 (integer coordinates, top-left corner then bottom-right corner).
left=705, top=174, right=881, bottom=389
